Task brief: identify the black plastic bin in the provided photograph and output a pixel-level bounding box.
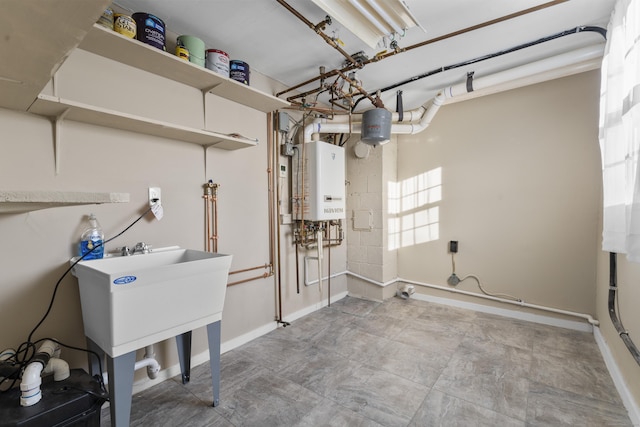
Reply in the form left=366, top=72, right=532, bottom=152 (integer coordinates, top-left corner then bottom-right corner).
left=0, top=369, right=107, bottom=427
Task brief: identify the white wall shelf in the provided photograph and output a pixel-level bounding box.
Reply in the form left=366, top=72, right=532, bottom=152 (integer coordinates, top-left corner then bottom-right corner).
left=29, top=94, right=257, bottom=150
left=0, top=190, right=129, bottom=214
left=78, top=24, right=289, bottom=113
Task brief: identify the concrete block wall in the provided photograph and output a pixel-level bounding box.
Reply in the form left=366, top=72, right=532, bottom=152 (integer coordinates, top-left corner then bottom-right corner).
left=346, top=137, right=398, bottom=300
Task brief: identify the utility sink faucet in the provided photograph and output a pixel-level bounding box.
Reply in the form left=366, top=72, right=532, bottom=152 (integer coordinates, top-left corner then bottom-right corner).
left=133, top=242, right=151, bottom=254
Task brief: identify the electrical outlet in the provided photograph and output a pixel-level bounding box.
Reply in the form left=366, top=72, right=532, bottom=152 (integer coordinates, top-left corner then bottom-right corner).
left=449, top=240, right=458, bottom=253
left=149, top=187, right=161, bottom=206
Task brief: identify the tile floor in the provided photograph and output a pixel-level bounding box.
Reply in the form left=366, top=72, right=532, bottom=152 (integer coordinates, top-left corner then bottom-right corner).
left=101, top=296, right=633, bottom=426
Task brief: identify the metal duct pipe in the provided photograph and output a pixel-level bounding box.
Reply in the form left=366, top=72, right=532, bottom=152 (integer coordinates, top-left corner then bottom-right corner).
left=303, top=44, right=604, bottom=142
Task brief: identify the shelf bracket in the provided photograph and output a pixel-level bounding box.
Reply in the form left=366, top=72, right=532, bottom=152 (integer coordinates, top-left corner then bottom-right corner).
left=52, top=74, right=58, bottom=97
left=201, top=85, right=218, bottom=131
left=53, top=108, right=70, bottom=175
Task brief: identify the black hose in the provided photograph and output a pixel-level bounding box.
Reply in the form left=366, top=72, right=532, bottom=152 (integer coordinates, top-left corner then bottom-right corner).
left=352, top=25, right=607, bottom=111
left=608, top=252, right=640, bottom=365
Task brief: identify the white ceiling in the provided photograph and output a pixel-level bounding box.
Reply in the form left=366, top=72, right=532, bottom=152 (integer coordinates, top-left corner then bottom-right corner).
left=113, top=0, right=615, bottom=112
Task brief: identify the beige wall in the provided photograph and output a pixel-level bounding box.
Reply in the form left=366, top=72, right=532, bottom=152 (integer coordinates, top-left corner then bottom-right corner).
left=0, top=47, right=347, bottom=385
left=396, top=71, right=601, bottom=315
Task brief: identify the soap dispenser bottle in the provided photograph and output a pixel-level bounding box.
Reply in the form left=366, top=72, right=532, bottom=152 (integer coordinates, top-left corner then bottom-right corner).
left=79, top=214, right=104, bottom=260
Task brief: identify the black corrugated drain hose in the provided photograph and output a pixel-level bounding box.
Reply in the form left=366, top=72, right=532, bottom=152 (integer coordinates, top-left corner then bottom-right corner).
left=608, top=252, right=640, bottom=365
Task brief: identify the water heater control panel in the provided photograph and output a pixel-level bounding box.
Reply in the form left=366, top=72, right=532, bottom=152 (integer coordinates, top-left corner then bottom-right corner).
left=293, top=140, right=346, bottom=221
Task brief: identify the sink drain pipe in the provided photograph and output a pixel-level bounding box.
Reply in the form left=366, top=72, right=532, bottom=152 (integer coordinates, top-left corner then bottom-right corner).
left=99, top=345, right=160, bottom=386
left=137, top=345, right=160, bottom=379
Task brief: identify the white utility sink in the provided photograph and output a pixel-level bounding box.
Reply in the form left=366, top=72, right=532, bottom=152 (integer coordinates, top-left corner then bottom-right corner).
left=72, top=247, right=232, bottom=357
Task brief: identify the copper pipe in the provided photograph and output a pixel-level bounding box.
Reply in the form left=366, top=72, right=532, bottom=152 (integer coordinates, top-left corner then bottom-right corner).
left=227, top=272, right=271, bottom=287
left=358, top=0, right=571, bottom=66
left=204, top=193, right=212, bottom=252
left=229, top=263, right=271, bottom=275
left=329, top=98, right=351, bottom=111
left=287, top=69, right=370, bottom=103
left=203, top=181, right=220, bottom=253
left=285, top=104, right=340, bottom=116
left=274, top=114, right=285, bottom=322
left=286, top=68, right=381, bottom=107
left=276, top=69, right=340, bottom=98
left=276, top=0, right=359, bottom=67
left=267, top=112, right=282, bottom=321
left=212, top=186, right=218, bottom=253
left=277, top=0, right=569, bottom=102
left=299, top=116, right=306, bottom=239
left=337, top=70, right=379, bottom=106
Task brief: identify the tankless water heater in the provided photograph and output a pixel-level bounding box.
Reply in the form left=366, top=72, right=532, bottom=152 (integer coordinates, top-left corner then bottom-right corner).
left=292, top=140, right=345, bottom=221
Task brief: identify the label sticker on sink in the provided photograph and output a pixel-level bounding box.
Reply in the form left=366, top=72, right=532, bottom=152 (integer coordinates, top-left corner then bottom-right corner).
left=113, top=275, right=137, bottom=285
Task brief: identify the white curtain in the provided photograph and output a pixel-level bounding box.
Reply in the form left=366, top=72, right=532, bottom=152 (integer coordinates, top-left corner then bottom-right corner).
left=599, top=0, right=640, bottom=261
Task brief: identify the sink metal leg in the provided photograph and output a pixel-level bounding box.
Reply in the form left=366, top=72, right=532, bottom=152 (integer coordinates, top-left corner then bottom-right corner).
left=85, top=337, right=104, bottom=378
left=175, top=331, right=192, bottom=384
left=106, top=350, right=136, bottom=427
left=206, top=321, right=221, bottom=407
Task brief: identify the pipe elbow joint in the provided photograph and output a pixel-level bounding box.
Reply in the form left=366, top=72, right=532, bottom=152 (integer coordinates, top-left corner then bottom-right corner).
left=43, top=357, right=70, bottom=382
left=433, top=92, right=447, bottom=105
left=20, top=362, right=44, bottom=407
left=147, top=362, right=161, bottom=379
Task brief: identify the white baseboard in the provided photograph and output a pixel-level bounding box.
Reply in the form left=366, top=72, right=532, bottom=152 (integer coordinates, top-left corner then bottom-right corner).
left=410, top=292, right=593, bottom=332
left=594, top=327, right=640, bottom=426
left=282, top=290, right=349, bottom=324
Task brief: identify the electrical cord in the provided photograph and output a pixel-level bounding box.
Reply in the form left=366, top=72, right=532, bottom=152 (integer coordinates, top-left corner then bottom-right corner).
left=43, top=338, right=109, bottom=399
left=1, top=205, right=155, bottom=394
left=28, top=204, right=154, bottom=342
left=449, top=253, right=522, bottom=302
left=459, top=273, right=522, bottom=302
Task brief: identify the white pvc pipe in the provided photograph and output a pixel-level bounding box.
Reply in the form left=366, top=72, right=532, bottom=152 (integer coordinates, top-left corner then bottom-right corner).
left=342, top=271, right=599, bottom=325
left=0, top=348, right=15, bottom=362
left=102, top=356, right=161, bottom=385
left=140, top=345, right=160, bottom=379
left=327, top=106, right=427, bottom=123
left=20, top=340, right=64, bottom=407
left=42, top=357, right=70, bottom=382
left=135, top=358, right=161, bottom=379
left=303, top=44, right=604, bottom=142
left=345, top=270, right=397, bottom=287
left=304, top=257, right=347, bottom=286
left=20, top=362, right=44, bottom=407
left=317, top=230, right=324, bottom=294
left=399, top=278, right=600, bottom=326
left=441, top=45, right=603, bottom=100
